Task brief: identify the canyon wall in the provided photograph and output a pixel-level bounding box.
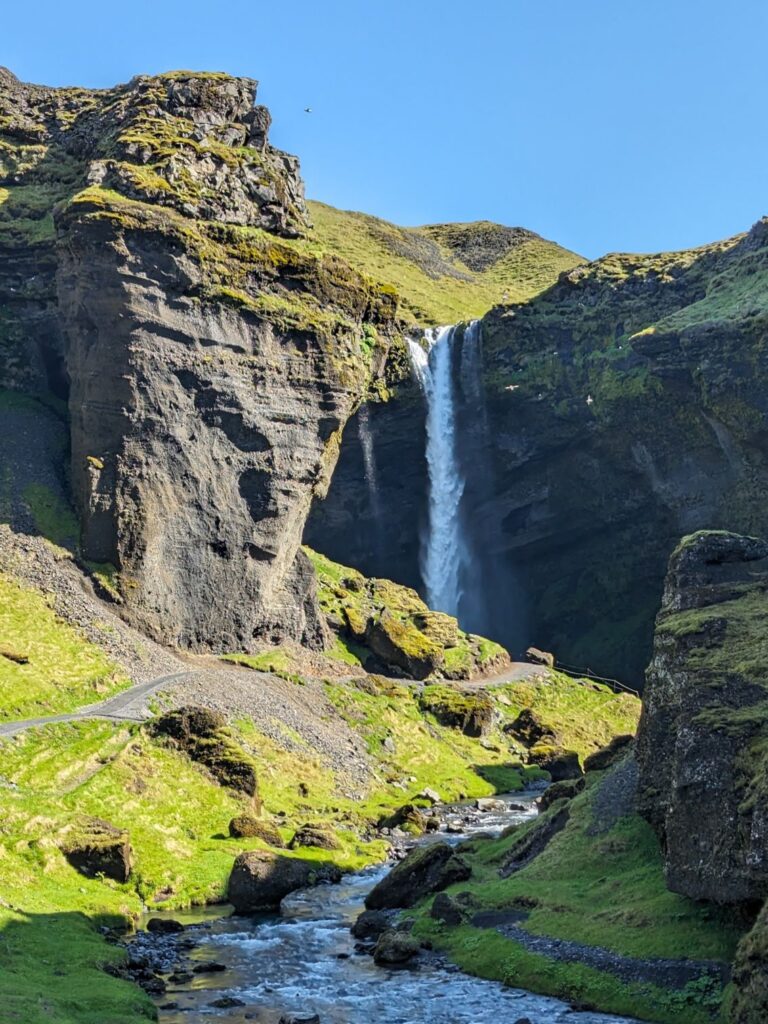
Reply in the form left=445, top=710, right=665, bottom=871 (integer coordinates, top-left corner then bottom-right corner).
left=0, top=68, right=399, bottom=650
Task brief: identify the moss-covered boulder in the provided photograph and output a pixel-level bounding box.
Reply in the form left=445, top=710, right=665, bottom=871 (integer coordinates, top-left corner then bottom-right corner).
left=228, top=815, right=285, bottom=847
left=382, top=803, right=428, bottom=835
left=228, top=850, right=341, bottom=912
left=60, top=817, right=132, bottom=882
left=419, top=685, right=495, bottom=737
left=365, top=842, right=471, bottom=910
left=503, top=707, right=558, bottom=747
left=306, top=548, right=509, bottom=680
left=537, top=777, right=585, bottom=811
left=288, top=822, right=342, bottom=851
left=150, top=706, right=260, bottom=804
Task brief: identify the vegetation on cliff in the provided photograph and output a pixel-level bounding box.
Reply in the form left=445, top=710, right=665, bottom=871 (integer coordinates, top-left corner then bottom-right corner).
left=307, top=201, right=582, bottom=325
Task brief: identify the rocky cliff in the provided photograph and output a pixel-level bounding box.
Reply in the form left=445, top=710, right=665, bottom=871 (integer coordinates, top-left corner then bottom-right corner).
left=311, top=223, right=768, bottom=678
left=634, top=530, right=768, bottom=1022
left=0, top=68, right=401, bottom=650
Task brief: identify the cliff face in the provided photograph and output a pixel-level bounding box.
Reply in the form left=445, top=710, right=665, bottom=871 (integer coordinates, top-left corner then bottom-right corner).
left=0, top=69, right=399, bottom=650
left=636, top=530, right=768, bottom=903
left=310, top=223, right=768, bottom=678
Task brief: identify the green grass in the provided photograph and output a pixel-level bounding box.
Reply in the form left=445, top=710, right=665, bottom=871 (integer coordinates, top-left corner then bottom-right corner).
left=410, top=770, right=742, bottom=1024
left=307, top=201, right=582, bottom=324
left=23, top=483, right=79, bottom=550
left=0, top=574, right=130, bottom=720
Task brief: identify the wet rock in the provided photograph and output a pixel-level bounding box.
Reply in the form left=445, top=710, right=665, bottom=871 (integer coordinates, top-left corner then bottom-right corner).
left=288, top=822, right=342, bottom=851
left=278, top=1015, right=320, bottom=1024
left=475, top=797, right=506, bottom=812
left=425, top=816, right=441, bottom=832
left=193, top=961, right=227, bottom=974
left=229, top=815, right=285, bottom=846
left=365, top=842, right=471, bottom=910
left=228, top=850, right=341, bottom=912
left=168, top=971, right=193, bottom=984
left=373, top=929, right=421, bottom=965
left=351, top=909, right=395, bottom=940
left=59, top=817, right=132, bottom=882
left=146, top=918, right=183, bottom=935
left=210, top=996, right=246, bottom=1008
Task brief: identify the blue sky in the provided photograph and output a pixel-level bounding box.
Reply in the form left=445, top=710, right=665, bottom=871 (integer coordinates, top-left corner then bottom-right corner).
left=4, top=0, right=766, bottom=258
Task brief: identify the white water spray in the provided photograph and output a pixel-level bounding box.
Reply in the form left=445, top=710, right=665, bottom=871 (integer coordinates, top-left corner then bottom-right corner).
left=407, top=324, right=466, bottom=616
left=357, top=404, right=381, bottom=519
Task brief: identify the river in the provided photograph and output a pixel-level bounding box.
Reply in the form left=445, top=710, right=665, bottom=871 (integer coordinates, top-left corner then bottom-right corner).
left=147, top=792, right=642, bottom=1024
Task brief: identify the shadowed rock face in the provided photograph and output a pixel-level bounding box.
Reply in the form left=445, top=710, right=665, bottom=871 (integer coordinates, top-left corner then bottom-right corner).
left=0, top=68, right=399, bottom=650
left=309, top=223, right=768, bottom=680
left=636, top=530, right=768, bottom=904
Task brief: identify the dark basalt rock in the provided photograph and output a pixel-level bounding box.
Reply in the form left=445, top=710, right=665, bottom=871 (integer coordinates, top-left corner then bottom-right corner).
left=365, top=842, right=471, bottom=910
left=527, top=745, right=582, bottom=782
left=636, top=530, right=768, bottom=904
left=430, top=892, right=466, bottom=926
left=373, top=929, right=421, bottom=965
left=499, top=805, right=570, bottom=878
left=504, top=708, right=558, bottom=747
left=228, top=850, right=341, bottom=912
left=537, top=777, right=585, bottom=811
left=583, top=734, right=634, bottom=773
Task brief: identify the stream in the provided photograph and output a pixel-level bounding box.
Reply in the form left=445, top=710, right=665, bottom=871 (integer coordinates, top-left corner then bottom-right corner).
left=144, top=792, right=642, bottom=1024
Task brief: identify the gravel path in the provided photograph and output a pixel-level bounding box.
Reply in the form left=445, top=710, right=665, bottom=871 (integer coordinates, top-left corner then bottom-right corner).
left=472, top=912, right=731, bottom=990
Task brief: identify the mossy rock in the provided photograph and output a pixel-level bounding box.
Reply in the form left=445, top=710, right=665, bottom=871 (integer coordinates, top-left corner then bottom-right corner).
left=288, top=822, right=342, bottom=851
left=527, top=744, right=583, bottom=782
left=419, top=685, right=495, bottom=737
left=373, top=929, right=420, bottom=965
left=365, top=609, right=443, bottom=679
left=150, top=706, right=260, bottom=802
left=382, top=803, right=428, bottom=835
left=228, top=815, right=285, bottom=847
left=503, top=707, right=559, bottom=748
left=365, top=841, right=471, bottom=909
left=59, top=817, right=132, bottom=882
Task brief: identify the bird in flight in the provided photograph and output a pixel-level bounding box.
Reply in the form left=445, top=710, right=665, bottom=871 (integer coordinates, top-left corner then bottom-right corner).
left=304, top=107, right=312, bottom=113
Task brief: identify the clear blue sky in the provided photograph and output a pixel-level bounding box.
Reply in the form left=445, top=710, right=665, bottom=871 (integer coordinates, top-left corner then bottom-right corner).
left=4, top=1, right=766, bottom=258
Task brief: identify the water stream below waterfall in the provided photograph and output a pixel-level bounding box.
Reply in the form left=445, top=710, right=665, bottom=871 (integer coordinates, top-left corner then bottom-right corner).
left=145, top=792, right=642, bottom=1024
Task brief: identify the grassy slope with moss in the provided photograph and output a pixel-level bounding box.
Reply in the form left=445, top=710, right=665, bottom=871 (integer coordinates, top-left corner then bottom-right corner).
left=307, top=201, right=583, bottom=325
left=411, top=762, right=742, bottom=1024
left=0, top=541, right=641, bottom=1022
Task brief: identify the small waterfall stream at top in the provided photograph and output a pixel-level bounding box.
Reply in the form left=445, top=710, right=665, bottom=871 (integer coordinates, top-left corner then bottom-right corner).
left=406, top=323, right=467, bottom=617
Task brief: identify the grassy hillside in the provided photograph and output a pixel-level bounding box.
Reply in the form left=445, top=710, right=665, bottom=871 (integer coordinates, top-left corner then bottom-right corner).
left=307, top=200, right=583, bottom=324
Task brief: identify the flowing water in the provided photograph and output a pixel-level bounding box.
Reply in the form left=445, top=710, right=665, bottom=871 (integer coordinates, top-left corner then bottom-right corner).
left=406, top=325, right=465, bottom=616
left=356, top=404, right=382, bottom=522
left=149, top=793, right=641, bottom=1024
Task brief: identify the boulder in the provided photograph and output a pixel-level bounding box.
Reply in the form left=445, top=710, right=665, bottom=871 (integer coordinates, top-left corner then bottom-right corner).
left=351, top=908, right=395, bottom=940
left=527, top=744, right=582, bottom=782
left=537, top=777, right=585, bottom=812
left=228, top=815, right=285, bottom=846
left=525, top=647, right=555, bottom=668
left=228, top=850, right=341, bottom=912
left=279, top=1016, right=320, bottom=1024
left=503, top=708, right=558, bottom=748
left=146, top=918, right=183, bottom=935
left=288, top=822, right=342, bottom=851
left=418, top=787, right=441, bottom=805
left=383, top=804, right=427, bottom=834
left=365, top=842, right=471, bottom=910
left=418, top=687, right=494, bottom=737
left=365, top=608, right=443, bottom=679
left=60, top=818, right=132, bottom=882
left=373, top=929, right=421, bottom=965
left=430, top=892, right=465, bottom=926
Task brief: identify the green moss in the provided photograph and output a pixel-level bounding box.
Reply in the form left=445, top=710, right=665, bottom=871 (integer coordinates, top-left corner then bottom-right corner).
left=22, top=484, right=79, bottom=551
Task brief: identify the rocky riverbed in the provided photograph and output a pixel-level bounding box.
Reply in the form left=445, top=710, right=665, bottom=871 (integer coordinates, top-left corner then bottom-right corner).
left=125, top=790, right=644, bottom=1024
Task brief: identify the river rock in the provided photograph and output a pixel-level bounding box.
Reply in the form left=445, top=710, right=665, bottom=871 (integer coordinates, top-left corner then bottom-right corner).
left=365, top=842, right=471, bottom=910
left=373, top=929, right=421, bottom=965
left=382, top=804, right=428, bottom=834
left=146, top=918, right=184, bottom=935
left=279, top=1015, right=320, bottom=1024
left=228, top=850, right=341, bottom=912
left=351, top=909, right=395, bottom=940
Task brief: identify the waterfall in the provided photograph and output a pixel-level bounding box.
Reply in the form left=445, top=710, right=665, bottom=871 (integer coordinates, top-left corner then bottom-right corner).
left=356, top=405, right=381, bottom=520
left=406, top=324, right=465, bottom=616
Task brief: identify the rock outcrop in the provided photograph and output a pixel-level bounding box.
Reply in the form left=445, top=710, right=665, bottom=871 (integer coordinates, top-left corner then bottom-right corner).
left=228, top=849, right=341, bottom=912
left=310, top=224, right=768, bottom=679
left=364, top=841, right=471, bottom=910
left=60, top=817, right=132, bottom=882
left=0, top=68, right=399, bottom=652
left=636, top=530, right=768, bottom=904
